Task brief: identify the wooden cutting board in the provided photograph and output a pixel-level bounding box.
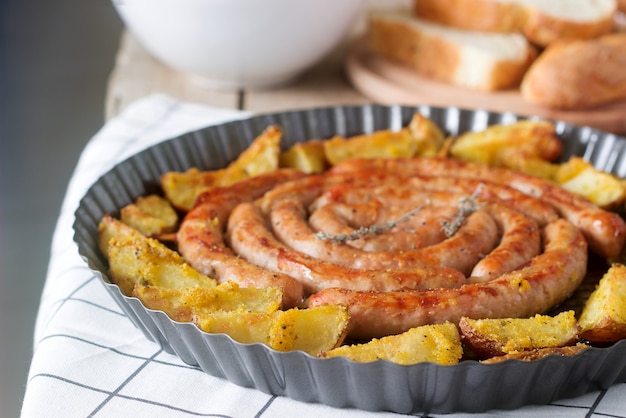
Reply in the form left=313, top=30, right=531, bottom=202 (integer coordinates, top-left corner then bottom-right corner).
left=345, top=38, right=626, bottom=134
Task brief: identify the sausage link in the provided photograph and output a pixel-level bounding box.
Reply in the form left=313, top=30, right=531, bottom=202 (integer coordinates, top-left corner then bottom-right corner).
left=307, top=202, right=455, bottom=252
left=227, top=202, right=467, bottom=294
left=177, top=169, right=307, bottom=307
left=267, top=194, right=499, bottom=274
left=307, top=218, right=588, bottom=339
left=331, top=157, right=625, bottom=258
left=469, top=203, right=541, bottom=282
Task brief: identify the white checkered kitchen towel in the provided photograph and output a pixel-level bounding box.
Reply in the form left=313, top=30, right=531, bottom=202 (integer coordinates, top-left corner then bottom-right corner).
left=21, top=93, right=626, bottom=418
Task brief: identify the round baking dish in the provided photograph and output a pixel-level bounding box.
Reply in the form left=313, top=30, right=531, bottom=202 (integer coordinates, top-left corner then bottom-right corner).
left=73, top=104, right=626, bottom=414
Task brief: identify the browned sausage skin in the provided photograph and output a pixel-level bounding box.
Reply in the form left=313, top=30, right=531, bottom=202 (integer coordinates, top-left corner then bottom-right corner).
left=261, top=191, right=500, bottom=274
left=331, top=157, right=625, bottom=259
left=307, top=218, right=588, bottom=339
left=227, top=202, right=467, bottom=294
left=177, top=169, right=307, bottom=308
left=470, top=202, right=541, bottom=281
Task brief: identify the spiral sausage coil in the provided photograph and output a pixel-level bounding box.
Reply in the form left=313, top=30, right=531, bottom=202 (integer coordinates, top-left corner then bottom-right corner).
left=177, top=157, right=625, bottom=339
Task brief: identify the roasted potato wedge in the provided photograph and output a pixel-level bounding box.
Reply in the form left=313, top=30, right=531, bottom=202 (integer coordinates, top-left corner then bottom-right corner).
left=279, top=140, right=328, bottom=173
left=133, top=282, right=282, bottom=322
left=323, top=129, right=418, bottom=165
left=99, top=215, right=216, bottom=295
left=194, top=311, right=276, bottom=346
left=161, top=125, right=282, bottom=210
left=449, top=120, right=562, bottom=171
left=512, top=157, right=560, bottom=181
left=555, top=157, right=626, bottom=209
left=578, top=263, right=626, bottom=343
left=98, top=213, right=145, bottom=259
left=226, top=124, right=282, bottom=176
left=556, top=155, right=590, bottom=183
left=481, top=343, right=590, bottom=364
left=193, top=304, right=350, bottom=356
left=322, top=113, right=445, bottom=165
left=120, top=194, right=178, bottom=236
left=267, top=305, right=350, bottom=353
left=160, top=167, right=222, bottom=212
left=320, top=322, right=463, bottom=365
left=408, top=112, right=447, bottom=157
left=459, top=311, right=579, bottom=358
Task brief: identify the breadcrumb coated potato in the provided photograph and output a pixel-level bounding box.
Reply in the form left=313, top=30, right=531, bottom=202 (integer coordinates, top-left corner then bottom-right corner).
left=322, top=113, right=447, bottom=166
left=133, top=282, right=282, bottom=322
left=449, top=120, right=562, bottom=172
left=459, top=311, right=579, bottom=358
left=99, top=215, right=216, bottom=295
left=119, top=194, right=178, bottom=236
left=279, top=140, right=328, bottom=174
left=578, top=263, right=626, bottom=343
left=556, top=157, right=626, bottom=210
left=320, top=322, right=463, bottom=365
left=323, top=129, right=420, bottom=166
left=161, top=125, right=282, bottom=210
left=481, top=343, right=590, bottom=364
left=193, top=305, right=350, bottom=356
left=408, top=112, right=447, bottom=157
left=100, top=214, right=349, bottom=356
left=267, top=305, right=350, bottom=354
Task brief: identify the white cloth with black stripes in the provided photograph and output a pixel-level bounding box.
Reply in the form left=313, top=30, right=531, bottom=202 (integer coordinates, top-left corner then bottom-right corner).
left=21, top=93, right=626, bottom=418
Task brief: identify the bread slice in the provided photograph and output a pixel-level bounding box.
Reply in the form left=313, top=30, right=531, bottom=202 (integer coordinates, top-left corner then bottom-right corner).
left=412, top=0, right=617, bottom=47
left=369, top=12, right=536, bottom=91
left=520, top=33, right=626, bottom=109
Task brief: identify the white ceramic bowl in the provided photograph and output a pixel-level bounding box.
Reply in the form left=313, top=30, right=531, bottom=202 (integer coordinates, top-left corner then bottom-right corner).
left=112, top=0, right=366, bottom=89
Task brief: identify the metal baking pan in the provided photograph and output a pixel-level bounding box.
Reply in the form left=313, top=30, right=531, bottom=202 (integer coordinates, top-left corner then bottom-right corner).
left=73, top=104, right=626, bottom=414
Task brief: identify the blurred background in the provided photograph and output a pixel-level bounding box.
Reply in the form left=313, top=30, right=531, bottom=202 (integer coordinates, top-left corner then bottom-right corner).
left=0, top=1, right=123, bottom=416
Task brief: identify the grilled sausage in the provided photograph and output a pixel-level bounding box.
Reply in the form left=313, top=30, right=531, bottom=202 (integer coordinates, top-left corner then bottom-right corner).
left=307, top=218, right=588, bottom=339
left=331, top=157, right=625, bottom=258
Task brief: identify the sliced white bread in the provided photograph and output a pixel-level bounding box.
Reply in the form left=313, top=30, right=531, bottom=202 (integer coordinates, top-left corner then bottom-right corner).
left=412, top=0, right=617, bottom=47
left=369, top=12, right=537, bottom=91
